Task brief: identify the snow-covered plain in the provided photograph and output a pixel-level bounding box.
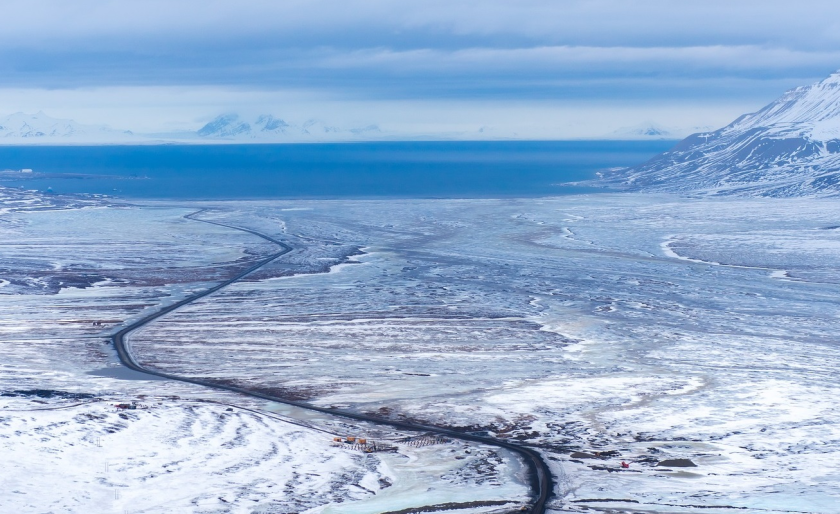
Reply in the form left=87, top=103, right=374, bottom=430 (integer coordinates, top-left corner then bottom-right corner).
left=126, top=195, right=840, bottom=513
left=0, top=192, right=528, bottom=513
left=3, top=187, right=840, bottom=512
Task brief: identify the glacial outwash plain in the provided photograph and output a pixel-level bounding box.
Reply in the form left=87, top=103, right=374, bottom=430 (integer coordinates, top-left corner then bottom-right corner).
left=4, top=71, right=840, bottom=514
left=3, top=186, right=840, bottom=513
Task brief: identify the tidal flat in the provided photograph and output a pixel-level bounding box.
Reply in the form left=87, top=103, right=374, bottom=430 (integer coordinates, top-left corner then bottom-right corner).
left=2, top=186, right=839, bottom=513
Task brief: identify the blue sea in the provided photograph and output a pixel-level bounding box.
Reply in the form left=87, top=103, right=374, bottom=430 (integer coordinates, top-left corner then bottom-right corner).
left=0, top=141, right=675, bottom=199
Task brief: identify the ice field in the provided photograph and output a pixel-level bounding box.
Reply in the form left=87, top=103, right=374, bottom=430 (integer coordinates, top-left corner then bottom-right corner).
left=2, top=186, right=840, bottom=512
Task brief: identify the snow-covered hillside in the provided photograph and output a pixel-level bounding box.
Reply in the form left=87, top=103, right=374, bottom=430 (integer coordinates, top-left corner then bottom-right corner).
left=0, top=112, right=134, bottom=142
left=604, top=70, right=840, bottom=196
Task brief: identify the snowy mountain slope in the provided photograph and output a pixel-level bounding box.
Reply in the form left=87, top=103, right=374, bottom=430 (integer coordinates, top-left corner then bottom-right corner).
left=604, top=70, right=840, bottom=196
left=0, top=112, right=134, bottom=142
left=195, top=113, right=251, bottom=137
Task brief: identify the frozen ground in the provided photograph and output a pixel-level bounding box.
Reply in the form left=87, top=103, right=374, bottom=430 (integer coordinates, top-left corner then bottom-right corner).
left=126, top=195, right=840, bottom=513
left=0, top=193, right=527, bottom=514
left=3, top=187, right=840, bottom=512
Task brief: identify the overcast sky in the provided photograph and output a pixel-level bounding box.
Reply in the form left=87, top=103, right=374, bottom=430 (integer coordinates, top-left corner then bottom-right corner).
left=2, top=0, right=840, bottom=138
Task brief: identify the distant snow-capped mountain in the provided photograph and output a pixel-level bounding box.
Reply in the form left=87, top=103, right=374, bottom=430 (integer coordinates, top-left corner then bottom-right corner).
left=603, top=71, right=840, bottom=197
left=0, top=112, right=382, bottom=144
left=196, top=114, right=377, bottom=140
left=610, top=122, right=677, bottom=139
left=0, top=112, right=133, bottom=141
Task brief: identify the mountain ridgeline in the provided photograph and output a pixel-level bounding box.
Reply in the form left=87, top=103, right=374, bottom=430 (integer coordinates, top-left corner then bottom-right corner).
left=0, top=112, right=381, bottom=143
left=603, top=71, right=840, bottom=197
left=195, top=114, right=380, bottom=140
left=0, top=111, right=133, bottom=141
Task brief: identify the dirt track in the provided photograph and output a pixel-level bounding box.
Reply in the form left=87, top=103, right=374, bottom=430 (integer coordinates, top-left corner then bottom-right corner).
left=111, top=209, right=554, bottom=513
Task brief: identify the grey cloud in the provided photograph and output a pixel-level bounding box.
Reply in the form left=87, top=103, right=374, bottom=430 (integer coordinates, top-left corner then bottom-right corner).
left=3, top=0, right=840, bottom=50
left=1, top=0, right=839, bottom=105
left=315, top=46, right=840, bottom=77
left=1, top=44, right=835, bottom=101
